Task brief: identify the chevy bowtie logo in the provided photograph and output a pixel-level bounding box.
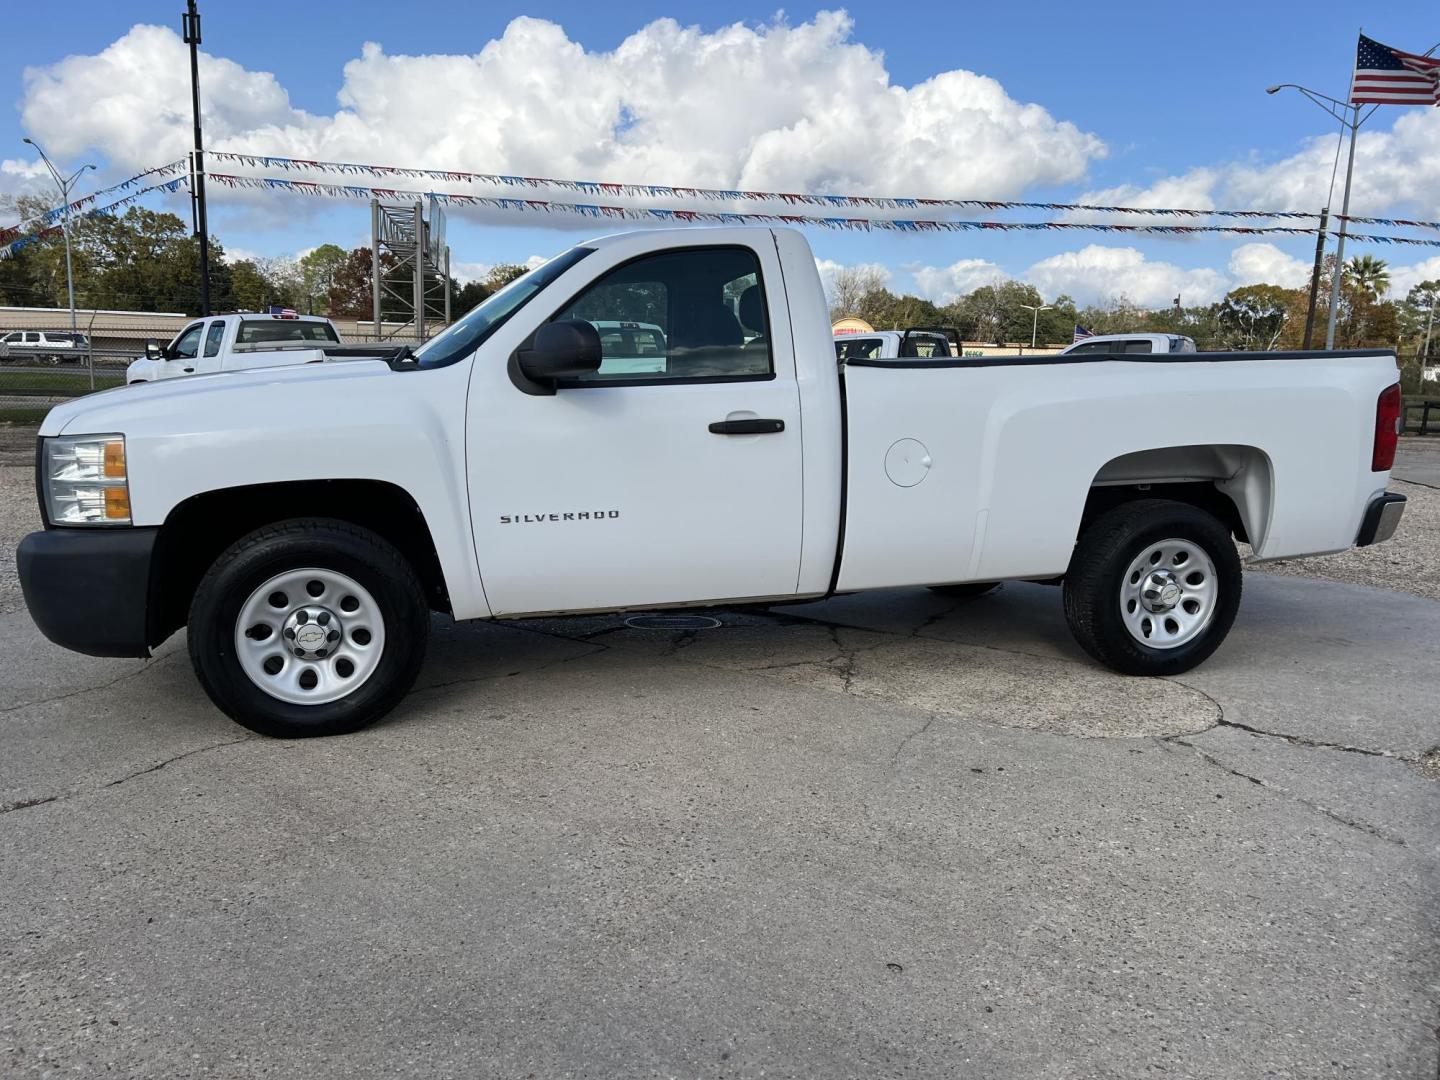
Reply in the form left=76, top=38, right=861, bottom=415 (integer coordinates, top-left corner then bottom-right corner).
left=500, top=510, right=621, bottom=524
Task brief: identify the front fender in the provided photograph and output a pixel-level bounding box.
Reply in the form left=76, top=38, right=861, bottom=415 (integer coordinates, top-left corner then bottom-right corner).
left=51, top=358, right=490, bottom=619
left=125, top=358, right=162, bottom=383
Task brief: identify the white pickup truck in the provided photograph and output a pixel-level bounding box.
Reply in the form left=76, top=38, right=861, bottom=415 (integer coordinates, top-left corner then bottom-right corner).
left=834, top=329, right=956, bottom=362
left=17, top=227, right=1407, bottom=738
left=125, top=312, right=351, bottom=384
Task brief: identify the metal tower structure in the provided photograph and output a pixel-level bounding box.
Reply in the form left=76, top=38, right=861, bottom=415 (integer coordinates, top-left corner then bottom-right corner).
left=370, top=198, right=451, bottom=342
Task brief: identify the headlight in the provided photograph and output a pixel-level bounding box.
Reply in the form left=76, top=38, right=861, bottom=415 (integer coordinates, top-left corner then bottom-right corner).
left=43, top=434, right=131, bottom=525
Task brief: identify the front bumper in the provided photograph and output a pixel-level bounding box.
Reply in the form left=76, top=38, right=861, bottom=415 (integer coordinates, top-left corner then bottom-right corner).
left=1356, top=492, right=1407, bottom=547
left=16, top=527, right=159, bottom=657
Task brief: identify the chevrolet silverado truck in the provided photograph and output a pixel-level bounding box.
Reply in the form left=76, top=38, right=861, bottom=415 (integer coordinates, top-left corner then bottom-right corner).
left=17, top=227, right=1407, bottom=738
left=124, top=312, right=389, bottom=384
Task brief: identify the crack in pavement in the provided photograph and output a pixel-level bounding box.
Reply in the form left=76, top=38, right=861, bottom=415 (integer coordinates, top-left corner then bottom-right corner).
left=1, top=735, right=254, bottom=817
left=891, top=713, right=941, bottom=768
left=1159, top=735, right=1407, bottom=847
left=1, top=650, right=180, bottom=716
left=1166, top=677, right=1434, bottom=776
left=104, top=736, right=255, bottom=788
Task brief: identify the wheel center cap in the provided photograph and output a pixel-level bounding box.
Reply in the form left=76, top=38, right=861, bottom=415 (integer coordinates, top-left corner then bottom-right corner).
left=1141, top=571, right=1183, bottom=613
left=295, top=624, right=327, bottom=649
left=281, top=606, right=342, bottom=659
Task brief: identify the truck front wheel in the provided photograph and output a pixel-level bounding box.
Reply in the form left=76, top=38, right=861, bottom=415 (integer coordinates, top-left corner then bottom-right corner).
left=188, top=519, right=429, bottom=738
left=1063, top=499, right=1241, bottom=676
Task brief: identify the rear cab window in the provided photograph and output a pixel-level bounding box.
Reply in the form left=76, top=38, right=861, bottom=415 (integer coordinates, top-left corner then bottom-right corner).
left=236, top=320, right=340, bottom=344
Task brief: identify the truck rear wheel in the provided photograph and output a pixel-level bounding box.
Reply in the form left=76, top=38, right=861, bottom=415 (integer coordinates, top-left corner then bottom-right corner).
left=188, top=519, right=429, bottom=738
left=1063, top=499, right=1240, bottom=676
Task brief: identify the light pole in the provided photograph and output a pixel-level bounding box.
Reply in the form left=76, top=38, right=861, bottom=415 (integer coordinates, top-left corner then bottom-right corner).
left=23, top=137, right=96, bottom=386
left=1019, top=303, right=1053, bottom=349
left=1265, top=84, right=1376, bottom=351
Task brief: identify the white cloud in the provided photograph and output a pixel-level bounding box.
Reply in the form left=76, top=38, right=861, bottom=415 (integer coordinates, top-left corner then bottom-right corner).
left=1071, top=109, right=1440, bottom=226
left=1389, top=256, right=1440, bottom=300
left=453, top=255, right=548, bottom=284
left=1024, top=245, right=1229, bottom=307
left=452, top=260, right=492, bottom=283
left=1068, top=169, right=1219, bottom=225
left=1226, top=242, right=1311, bottom=289
left=911, top=258, right=1004, bottom=303
left=0, top=157, right=51, bottom=202
left=19, top=14, right=1104, bottom=214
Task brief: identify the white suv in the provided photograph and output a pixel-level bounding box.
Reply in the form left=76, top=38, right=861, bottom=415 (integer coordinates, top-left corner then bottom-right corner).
left=0, top=330, right=88, bottom=364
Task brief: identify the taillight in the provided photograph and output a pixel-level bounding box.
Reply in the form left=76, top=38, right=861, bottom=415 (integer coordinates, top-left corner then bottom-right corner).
left=1372, top=383, right=1401, bottom=472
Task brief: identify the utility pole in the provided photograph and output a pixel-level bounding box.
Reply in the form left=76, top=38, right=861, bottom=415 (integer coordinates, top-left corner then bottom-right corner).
left=1423, top=291, right=1436, bottom=377
left=182, top=0, right=211, bottom=315
left=1302, top=207, right=1329, bottom=349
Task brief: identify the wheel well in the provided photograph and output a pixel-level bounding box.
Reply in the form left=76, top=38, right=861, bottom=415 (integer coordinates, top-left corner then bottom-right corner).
left=1080, top=444, right=1274, bottom=548
left=148, top=480, right=450, bottom=647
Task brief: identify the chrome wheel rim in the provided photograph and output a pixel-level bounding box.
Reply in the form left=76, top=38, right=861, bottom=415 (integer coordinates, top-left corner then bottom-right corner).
left=1119, top=538, right=1218, bottom=650
left=234, top=567, right=386, bottom=704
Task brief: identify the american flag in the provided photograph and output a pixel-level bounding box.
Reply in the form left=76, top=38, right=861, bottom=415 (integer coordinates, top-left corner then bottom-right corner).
left=1351, top=35, right=1440, bottom=106
left=1073, top=324, right=1094, bottom=344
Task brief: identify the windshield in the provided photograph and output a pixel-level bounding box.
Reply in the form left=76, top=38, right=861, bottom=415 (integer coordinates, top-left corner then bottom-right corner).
left=415, top=246, right=594, bottom=369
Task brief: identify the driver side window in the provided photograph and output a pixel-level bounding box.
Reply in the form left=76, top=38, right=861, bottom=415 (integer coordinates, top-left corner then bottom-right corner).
left=553, top=246, right=773, bottom=384
left=172, top=323, right=204, bottom=360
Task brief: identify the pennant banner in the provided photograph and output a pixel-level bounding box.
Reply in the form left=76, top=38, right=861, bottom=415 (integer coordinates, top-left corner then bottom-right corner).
left=0, top=159, right=188, bottom=245
left=209, top=151, right=1328, bottom=223
left=207, top=172, right=1440, bottom=248
left=0, top=176, right=190, bottom=261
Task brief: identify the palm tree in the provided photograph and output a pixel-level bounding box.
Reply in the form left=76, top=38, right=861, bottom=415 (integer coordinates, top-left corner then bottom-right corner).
left=1346, top=255, right=1391, bottom=302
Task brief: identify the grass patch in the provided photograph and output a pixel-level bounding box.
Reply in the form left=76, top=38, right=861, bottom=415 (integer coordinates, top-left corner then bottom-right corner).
left=0, top=370, right=125, bottom=393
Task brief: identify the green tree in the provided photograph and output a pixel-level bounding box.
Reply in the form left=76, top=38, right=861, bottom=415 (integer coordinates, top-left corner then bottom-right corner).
left=297, top=244, right=348, bottom=313
left=1345, top=255, right=1390, bottom=302
left=1215, top=284, right=1297, bottom=351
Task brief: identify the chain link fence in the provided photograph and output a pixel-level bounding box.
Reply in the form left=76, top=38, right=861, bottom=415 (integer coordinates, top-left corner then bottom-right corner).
left=0, top=325, right=154, bottom=424
left=0, top=312, right=427, bottom=424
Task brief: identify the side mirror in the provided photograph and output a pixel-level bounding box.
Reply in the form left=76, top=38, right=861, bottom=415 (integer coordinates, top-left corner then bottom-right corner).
left=510, top=319, right=602, bottom=394
left=144, top=339, right=164, bottom=360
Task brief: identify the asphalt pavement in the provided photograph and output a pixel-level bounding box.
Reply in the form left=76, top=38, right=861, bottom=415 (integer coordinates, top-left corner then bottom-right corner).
left=1, top=441, right=1437, bottom=1078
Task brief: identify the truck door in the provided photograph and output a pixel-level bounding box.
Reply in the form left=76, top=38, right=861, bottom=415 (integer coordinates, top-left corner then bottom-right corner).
left=465, top=240, right=805, bottom=616
left=161, top=322, right=205, bottom=378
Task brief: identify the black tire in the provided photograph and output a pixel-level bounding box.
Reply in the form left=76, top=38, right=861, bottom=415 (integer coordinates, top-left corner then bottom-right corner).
left=928, top=581, right=999, bottom=599
left=1063, top=499, right=1241, bottom=676
left=188, top=518, right=429, bottom=738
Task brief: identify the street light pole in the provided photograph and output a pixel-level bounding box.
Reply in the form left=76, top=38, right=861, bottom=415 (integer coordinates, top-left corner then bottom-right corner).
left=1265, top=84, right=1377, bottom=350
left=22, top=138, right=96, bottom=387
left=1325, top=103, right=1361, bottom=350
left=1019, top=303, right=1053, bottom=349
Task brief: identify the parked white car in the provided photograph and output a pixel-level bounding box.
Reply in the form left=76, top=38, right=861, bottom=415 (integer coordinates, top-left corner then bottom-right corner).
left=1061, top=333, right=1197, bottom=356
left=125, top=313, right=351, bottom=384
left=0, top=330, right=88, bottom=364
left=19, top=227, right=1406, bottom=738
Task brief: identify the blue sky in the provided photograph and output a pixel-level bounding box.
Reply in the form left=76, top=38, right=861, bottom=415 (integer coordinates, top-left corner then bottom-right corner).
left=7, top=1, right=1440, bottom=307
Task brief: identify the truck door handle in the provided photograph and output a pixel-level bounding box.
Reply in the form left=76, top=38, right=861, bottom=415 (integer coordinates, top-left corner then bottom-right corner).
left=708, top=418, right=785, bottom=435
